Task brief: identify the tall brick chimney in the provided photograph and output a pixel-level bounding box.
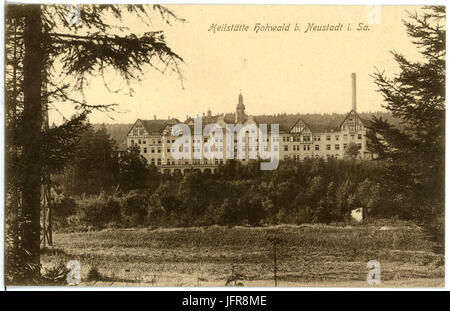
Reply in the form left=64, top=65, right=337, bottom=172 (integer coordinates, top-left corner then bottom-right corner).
left=351, top=72, right=357, bottom=111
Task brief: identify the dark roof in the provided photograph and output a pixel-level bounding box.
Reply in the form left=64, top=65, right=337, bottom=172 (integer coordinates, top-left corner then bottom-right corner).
left=254, top=116, right=294, bottom=132
left=183, top=113, right=351, bottom=133
left=133, top=111, right=368, bottom=136
left=137, top=118, right=180, bottom=134
left=185, top=115, right=222, bottom=125
left=254, top=114, right=343, bottom=133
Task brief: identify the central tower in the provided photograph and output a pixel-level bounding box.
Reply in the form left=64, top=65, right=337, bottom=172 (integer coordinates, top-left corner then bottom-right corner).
left=236, top=92, right=246, bottom=123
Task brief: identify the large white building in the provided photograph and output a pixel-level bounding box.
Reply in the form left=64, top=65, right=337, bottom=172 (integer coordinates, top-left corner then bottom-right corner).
left=126, top=73, right=373, bottom=173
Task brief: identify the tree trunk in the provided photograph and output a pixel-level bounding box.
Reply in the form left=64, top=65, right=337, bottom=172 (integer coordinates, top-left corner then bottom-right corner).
left=21, top=4, right=43, bottom=280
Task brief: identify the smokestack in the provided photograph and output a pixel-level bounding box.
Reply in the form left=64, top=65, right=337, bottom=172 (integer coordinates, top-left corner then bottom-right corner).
left=351, top=72, right=357, bottom=111
left=154, top=115, right=156, bottom=120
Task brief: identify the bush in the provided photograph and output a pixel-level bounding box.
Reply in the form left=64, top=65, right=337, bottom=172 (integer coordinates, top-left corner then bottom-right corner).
left=53, top=197, right=77, bottom=219
left=50, top=158, right=439, bottom=230
left=217, top=199, right=241, bottom=226
left=105, top=198, right=121, bottom=222
left=244, top=198, right=266, bottom=226
left=122, top=191, right=147, bottom=226
left=5, top=216, right=40, bottom=285
left=81, top=200, right=108, bottom=227
left=41, top=261, right=69, bottom=285
left=423, top=201, right=445, bottom=254
left=74, top=194, right=112, bottom=228
left=87, top=266, right=103, bottom=281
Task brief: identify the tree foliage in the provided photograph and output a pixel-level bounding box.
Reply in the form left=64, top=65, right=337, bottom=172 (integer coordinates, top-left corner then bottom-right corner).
left=367, top=6, right=445, bottom=243
left=4, top=4, right=184, bottom=283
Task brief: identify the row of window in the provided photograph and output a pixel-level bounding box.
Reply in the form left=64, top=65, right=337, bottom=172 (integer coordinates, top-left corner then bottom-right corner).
left=131, top=138, right=162, bottom=145
left=324, top=134, right=363, bottom=141
left=285, top=154, right=344, bottom=161
left=149, top=158, right=253, bottom=166
left=282, top=135, right=311, bottom=142
left=145, top=146, right=365, bottom=166
left=143, top=145, right=275, bottom=154
left=140, top=142, right=363, bottom=153
left=342, top=125, right=364, bottom=131
left=325, top=143, right=362, bottom=151
left=132, top=136, right=281, bottom=146
left=143, top=142, right=363, bottom=154
left=286, top=145, right=311, bottom=151
left=132, top=133, right=364, bottom=147
left=282, top=142, right=363, bottom=152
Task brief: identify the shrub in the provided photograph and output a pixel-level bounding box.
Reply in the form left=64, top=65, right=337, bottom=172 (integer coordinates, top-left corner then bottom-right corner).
left=105, top=198, right=121, bottom=222
left=5, top=216, right=40, bottom=285
left=244, top=198, right=266, bottom=226
left=122, top=191, right=147, bottom=226
left=294, top=206, right=316, bottom=224
left=82, top=201, right=108, bottom=226
left=217, top=198, right=240, bottom=226
left=75, top=193, right=112, bottom=228
left=53, top=197, right=77, bottom=220
left=41, top=261, right=69, bottom=285
left=87, top=266, right=103, bottom=281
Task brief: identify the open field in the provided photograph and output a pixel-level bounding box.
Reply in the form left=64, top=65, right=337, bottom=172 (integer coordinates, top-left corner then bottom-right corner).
left=41, top=222, right=445, bottom=287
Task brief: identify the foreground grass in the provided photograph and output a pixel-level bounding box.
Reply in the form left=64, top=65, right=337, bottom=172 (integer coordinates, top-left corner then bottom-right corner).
left=41, top=222, right=444, bottom=287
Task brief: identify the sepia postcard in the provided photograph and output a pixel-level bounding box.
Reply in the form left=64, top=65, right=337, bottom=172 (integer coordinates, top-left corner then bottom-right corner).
left=2, top=2, right=446, bottom=290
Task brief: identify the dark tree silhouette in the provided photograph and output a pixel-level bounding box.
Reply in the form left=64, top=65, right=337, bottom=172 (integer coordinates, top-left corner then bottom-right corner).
left=345, top=142, right=360, bottom=159
left=367, top=6, right=445, bottom=242
left=118, top=145, right=151, bottom=192
left=5, top=4, right=184, bottom=283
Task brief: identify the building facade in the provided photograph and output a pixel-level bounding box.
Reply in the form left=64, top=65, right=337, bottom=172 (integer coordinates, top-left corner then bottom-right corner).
left=126, top=73, right=373, bottom=174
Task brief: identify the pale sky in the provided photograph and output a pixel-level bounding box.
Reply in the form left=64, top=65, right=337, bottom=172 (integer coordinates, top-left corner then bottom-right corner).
left=49, top=5, right=425, bottom=124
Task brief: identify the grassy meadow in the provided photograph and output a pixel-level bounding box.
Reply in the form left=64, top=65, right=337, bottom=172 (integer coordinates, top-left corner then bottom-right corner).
left=41, top=221, right=444, bottom=287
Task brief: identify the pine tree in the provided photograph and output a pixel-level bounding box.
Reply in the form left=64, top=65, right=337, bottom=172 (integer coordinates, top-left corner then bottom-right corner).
left=5, top=4, right=184, bottom=283
left=367, top=6, right=445, bottom=235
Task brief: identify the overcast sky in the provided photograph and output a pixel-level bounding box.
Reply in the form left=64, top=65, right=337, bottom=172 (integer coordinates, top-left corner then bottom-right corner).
left=48, top=5, right=424, bottom=124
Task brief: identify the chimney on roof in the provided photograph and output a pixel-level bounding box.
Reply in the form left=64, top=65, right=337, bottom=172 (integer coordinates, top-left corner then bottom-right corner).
left=351, top=72, right=357, bottom=111
left=154, top=115, right=156, bottom=120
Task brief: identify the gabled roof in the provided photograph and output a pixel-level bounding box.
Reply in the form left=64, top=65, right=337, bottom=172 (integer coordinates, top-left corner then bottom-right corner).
left=339, top=109, right=370, bottom=128
left=128, top=118, right=181, bottom=136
